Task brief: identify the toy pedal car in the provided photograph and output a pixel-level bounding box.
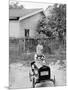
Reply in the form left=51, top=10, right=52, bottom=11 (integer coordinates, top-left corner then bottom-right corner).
left=29, top=61, right=55, bottom=88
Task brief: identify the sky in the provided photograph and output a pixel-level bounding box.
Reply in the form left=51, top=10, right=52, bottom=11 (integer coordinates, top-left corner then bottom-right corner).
left=10, top=0, right=54, bottom=10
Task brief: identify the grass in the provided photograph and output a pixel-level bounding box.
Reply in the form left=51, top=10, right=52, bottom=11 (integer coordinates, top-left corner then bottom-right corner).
left=9, top=48, right=66, bottom=67
left=9, top=39, right=66, bottom=66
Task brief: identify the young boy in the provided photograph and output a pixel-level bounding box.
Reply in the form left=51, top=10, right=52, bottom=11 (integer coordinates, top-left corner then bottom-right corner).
left=29, top=42, right=46, bottom=81
left=34, top=43, right=46, bottom=68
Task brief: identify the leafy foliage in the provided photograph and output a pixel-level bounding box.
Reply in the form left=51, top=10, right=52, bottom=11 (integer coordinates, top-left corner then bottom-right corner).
left=38, top=4, right=66, bottom=40
left=9, top=2, right=24, bottom=9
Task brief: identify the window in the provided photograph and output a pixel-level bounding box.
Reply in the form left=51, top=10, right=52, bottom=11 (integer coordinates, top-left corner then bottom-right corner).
left=25, top=29, right=29, bottom=37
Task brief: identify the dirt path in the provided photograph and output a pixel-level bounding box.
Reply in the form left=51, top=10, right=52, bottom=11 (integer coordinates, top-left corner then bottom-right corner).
left=9, top=63, right=32, bottom=88
left=9, top=60, right=66, bottom=89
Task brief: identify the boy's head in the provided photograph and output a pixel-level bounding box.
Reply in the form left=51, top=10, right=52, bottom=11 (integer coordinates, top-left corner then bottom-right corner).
left=38, top=40, right=42, bottom=45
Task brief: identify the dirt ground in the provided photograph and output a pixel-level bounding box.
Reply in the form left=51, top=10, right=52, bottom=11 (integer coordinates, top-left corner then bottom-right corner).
left=9, top=59, right=66, bottom=89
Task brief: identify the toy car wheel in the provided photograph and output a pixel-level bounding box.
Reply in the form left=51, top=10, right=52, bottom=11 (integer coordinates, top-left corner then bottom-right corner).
left=32, top=77, right=35, bottom=88
left=29, top=72, right=32, bottom=81
left=54, top=75, right=55, bottom=86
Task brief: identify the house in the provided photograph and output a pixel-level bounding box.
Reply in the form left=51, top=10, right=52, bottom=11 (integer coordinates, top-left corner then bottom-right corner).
left=9, top=8, right=46, bottom=39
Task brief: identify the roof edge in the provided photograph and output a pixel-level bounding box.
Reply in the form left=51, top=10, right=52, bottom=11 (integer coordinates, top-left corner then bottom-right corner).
left=19, top=9, right=45, bottom=21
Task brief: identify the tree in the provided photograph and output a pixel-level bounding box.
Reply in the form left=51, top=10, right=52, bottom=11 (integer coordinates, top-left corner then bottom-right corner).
left=38, top=4, right=66, bottom=41
left=9, top=2, right=24, bottom=9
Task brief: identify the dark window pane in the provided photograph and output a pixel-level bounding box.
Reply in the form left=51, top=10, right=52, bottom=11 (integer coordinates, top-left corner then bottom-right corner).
left=25, top=29, right=29, bottom=37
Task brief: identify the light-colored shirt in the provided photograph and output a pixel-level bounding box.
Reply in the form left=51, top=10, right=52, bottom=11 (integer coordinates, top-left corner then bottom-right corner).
left=36, top=44, right=43, bottom=54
